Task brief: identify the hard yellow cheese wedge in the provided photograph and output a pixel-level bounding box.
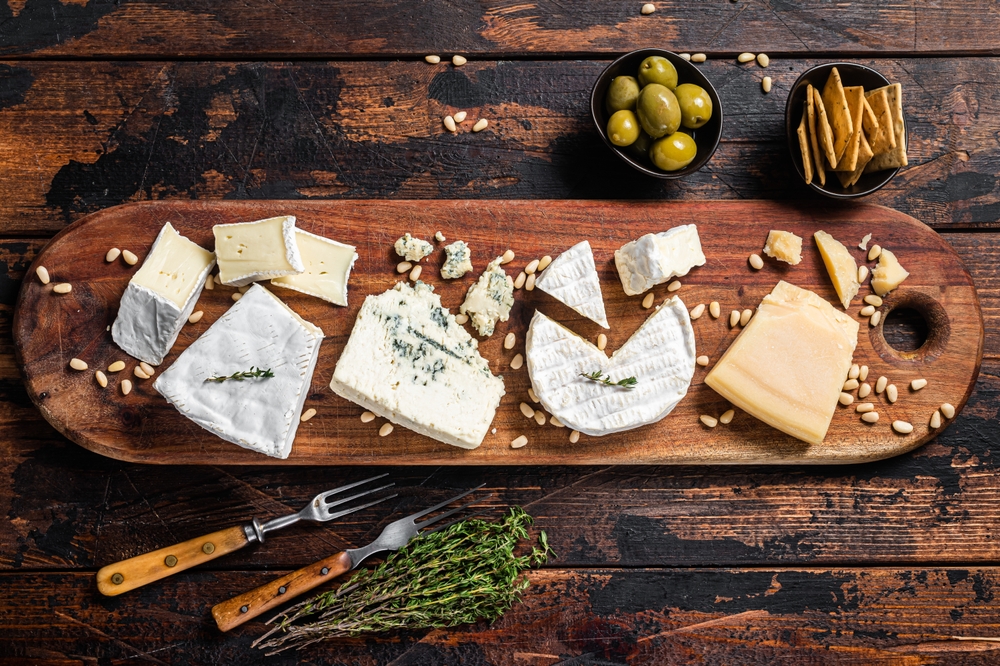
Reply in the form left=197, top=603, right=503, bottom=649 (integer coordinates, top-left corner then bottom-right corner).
left=705, top=281, right=859, bottom=446
left=814, top=230, right=859, bottom=309
left=871, top=248, right=909, bottom=296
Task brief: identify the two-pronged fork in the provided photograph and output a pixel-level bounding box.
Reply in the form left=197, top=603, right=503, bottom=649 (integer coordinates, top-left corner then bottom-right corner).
left=96, top=474, right=396, bottom=596
left=212, top=484, right=487, bottom=631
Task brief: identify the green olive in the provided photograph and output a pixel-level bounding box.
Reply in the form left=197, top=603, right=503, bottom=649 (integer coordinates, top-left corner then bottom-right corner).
left=649, top=131, right=698, bottom=171
left=607, top=110, right=640, bottom=146
left=605, top=76, right=640, bottom=113
left=635, top=84, right=681, bottom=139
left=626, top=129, right=653, bottom=160
left=673, top=83, right=713, bottom=129
left=637, top=56, right=678, bottom=89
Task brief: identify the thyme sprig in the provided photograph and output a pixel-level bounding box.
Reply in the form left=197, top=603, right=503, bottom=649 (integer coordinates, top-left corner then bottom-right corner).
left=580, top=370, right=638, bottom=389
left=253, top=507, right=554, bottom=654
left=206, top=366, right=274, bottom=383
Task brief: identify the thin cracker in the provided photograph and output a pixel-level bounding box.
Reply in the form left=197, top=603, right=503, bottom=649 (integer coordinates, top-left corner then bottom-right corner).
left=806, top=86, right=826, bottom=186
left=796, top=108, right=813, bottom=185
left=861, top=96, right=879, bottom=146
left=865, top=83, right=907, bottom=173
left=865, top=88, right=895, bottom=155
left=837, top=128, right=875, bottom=188
left=832, top=86, right=865, bottom=172
left=812, top=86, right=837, bottom=168
left=821, top=67, right=854, bottom=164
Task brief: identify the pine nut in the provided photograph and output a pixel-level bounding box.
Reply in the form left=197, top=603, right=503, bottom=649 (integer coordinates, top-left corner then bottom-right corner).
left=757, top=53, right=770, bottom=67
left=425, top=55, right=441, bottom=64
left=409, top=265, right=422, bottom=281
left=121, top=379, right=132, bottom=396
left=379, top=423, right=394, bottom=437
left=69, top=358, right=88, bottom=371
left=472, top=118, right=489, bottom=132
left=528, top=388, right=539, bottom=403
left=534, top=410, right=546, bottom=426
left=839, top=392, right=854, bottom=406
left=700, top=414, right=718, bottom=428
left=858, top=266, right=869, bottom=283
left=679, top=53, right=692, bottom=61
left=738, top=52, right=756, bottom=63
left=397, top=261, right=412, bottom=273
left=930, top=410, right=942, bottom=429
left=843, top=378, right=859, bottom=391
left=36, top=266, right=50, bottom=284
left=538, top=255, right=552, bottom=271
left=238, top=285, right=250, bottom=294
left=205, top=274, right=214, bottom=290
left=868, top=245, right=881, bottom=261
left=860, top=305, right=875, bottom=317
left=856, top=403, right=875, bottom=413
left=864, top=295, right=883, bottom=306
left=761, top=76, right=772, bottom=93
left=719, top=409, right=735, bottom=424
left=876, top=376, right=888, bottom=393
left=858, top=383, right=871, bottom=399
left=504, top=333, right=516, bottom=350
left=667, top=280, right=681, bottom=292
left=597, top=333, right=608, bottom=351
left=514, top=272, right=527, bottom=289
left=861, top=411, right=880, bottom=423
left=697, top=355, right=709, bottom=367
left=452, top=112, right=466, bottom=123
left=107, top=361, right=125, bottom=373
left=848, top=364, right=860, bottom=380
left=911, top=378, right=927, bottom=391
left=691, top=53, right=707, bottom=63
left=361, top=411, right=376, bottom=423
left=511, top=353, right=524, bottom=370
left=941, top=403, right=956, bottom=419
left=690, top=303, right=706, bottom=320
left=133, top=366, right=149, bottom=379
left=730, top=310, right=740, bottom=327
left=53, top=283, right=72, bottom=294
left=122, top=250, right=138, bottom=265
left=550, top=415, right=565, bottom=428
left=892, top=420, right=913, bottom=434
left=443, top=115, right=457, bottom=132
left=139, top=362, right=154, bottom=376
left=455, top=313, right=469, bottom=325
left=740, top=309, right=752, bottom=326
left=525, top=273, right=535, bottom=291
left=232, top=292, right=242, bottom=301
left=859, top=365, right=869, bottom=382
left=524, top=259, right=539, bottom=275
left=520, top=402, right=535, bottom=419
left=106, top=248, right=121, bottom=262
left=501, top=249, right=515, bottom=264
left=870, top=311, right=882, bottom=327
left=300, top=408, right=317, bottom=422
left=95, top=370, right=107, bottom=387
left=642, top=293, right=655, bottom=309
left=511, top=435, right=528, bottom=448
left=710, top=301, right=720, bottom=318
left=641, top=3, right=655, bottom=14
left=188, top=310, right=204, bottom=324
left=452, top=55, right=467, bottom=66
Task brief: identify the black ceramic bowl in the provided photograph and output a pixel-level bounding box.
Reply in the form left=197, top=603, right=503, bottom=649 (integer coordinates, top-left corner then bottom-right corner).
left=785, top=62, right=905, bottom=199
left=591, top=49, right=723, bottom=179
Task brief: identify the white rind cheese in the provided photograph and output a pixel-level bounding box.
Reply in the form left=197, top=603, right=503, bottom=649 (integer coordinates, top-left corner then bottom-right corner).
left=213, top=215, right=304, bottom=287
left=154, top=284, right=324, bottom=459
left=111, top=223, right=215, bottom=366
left=331, top=281, right=505, bottom=449
left=525, top=296, right=696, bottom=436
left=534, top=240, right=609, bottom=329
left=270, top=229, right=358, bottom=306
left=460, top=257, right=514, bottom=337
left=394, top=233, right=434, bottom=262
left=615, top=225, right=706, bottom=296
left=441, top=240, right=473, bottom=279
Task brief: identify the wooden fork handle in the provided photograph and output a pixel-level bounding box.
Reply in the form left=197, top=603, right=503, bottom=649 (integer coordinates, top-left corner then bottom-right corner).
left=96, top=525, right=249, bottom=596
left=212, top=550, right=352, bottom=632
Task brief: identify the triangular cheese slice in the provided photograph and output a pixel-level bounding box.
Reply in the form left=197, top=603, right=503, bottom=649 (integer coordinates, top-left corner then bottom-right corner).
left=534, top=240, right=609, bottom=329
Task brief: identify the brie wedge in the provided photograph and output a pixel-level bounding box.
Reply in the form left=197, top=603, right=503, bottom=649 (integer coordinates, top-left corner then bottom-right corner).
left=154, top=284, right=324, bottom=459
left=615, top=225, right=706, bottom=296
left=270, top=229, right=358, bottom=306
left=331, top=281, right=505, bottom=449
left=111, top=222, right=215, bottom=366
left=460, top=257, right=515, bottom=337
left=534, top=240, right=609, bottom=329
left=525, top=296, right=696, bottom=436
left=214, top=215, right=304, bottom=287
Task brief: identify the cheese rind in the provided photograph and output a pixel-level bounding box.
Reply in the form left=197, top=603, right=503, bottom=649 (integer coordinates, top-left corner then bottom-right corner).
left=270, top=229, right=358, bottom=306
left=460, top=258, right=514, bottom=337
left=213, top=215, right=304, bottom=287
left=763, top=230, right=803, bottom=265
left=814, top=230, right=859, bottom=309
left=534, top=240, right=609, bottom=329
left=705, top=281, right=859, bottom=446
left=331, top=281, right=505, bottom=449
left=153, top=284, right=323, bottom=459
left=111, top=223, right=215, bottom=366
left=871, top=248, right=909, bottom=296
left=615, top=225, right=706, bottom=296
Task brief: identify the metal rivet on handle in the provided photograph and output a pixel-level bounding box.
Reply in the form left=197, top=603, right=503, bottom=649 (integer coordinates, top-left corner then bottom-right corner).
left=202, top=542, right=215, bottom=554
left=111, top=573, right=124, bottom=585
left=240, top=605, right=248, bottom=613
left=321, top=567, right=329, bottom=575
left=278, top=586, right=287, bottom=595
left=164, top=555, right=178, bottom=567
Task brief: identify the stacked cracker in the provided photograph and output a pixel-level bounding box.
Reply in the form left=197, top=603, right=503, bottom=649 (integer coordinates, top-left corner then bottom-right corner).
left=796, top=67, right=906, bottom=188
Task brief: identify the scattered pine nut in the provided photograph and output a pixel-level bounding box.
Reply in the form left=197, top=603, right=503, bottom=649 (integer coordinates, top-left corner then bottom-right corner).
left=514, top=272, right=527, bottom=290
left=379, top=423, right=394, bottom=437
left=839, top=392, right=854, bottom=406
left=868, top=245, right=882, bottom=261
left=538, top=255, right=552, bottom=271
left=860, top=305, right=876, bottom=317
left=525, top=259, right=540, bottom=274
left=434, top=231, right=447, bottom=243
left=443, top=115, right=457, bottom=132
left=425, top=55, right=441, bottom=64
left=875, top=376, right=888, bottom=393
left=761, top=76, right=772, bottom=93
left=501, top=249, right=515, bottom=264
left=892, top=420, right=913, bottom=434
left=188, top=310, right=204, bottom=324
left=738, top=52, right=756, bottom=63
left=69, top=358, right=88, bottom=371
left=95, top=370, right=108, bottom=387
left=534, top=410, right=547, bottom=426
left=843, top=378, right=859, bottom=391
left=667, top=280, right=681, bottom=292
left=642, top=293, right=655, bottom=309
left=121, top=379, right=132, bottom=396
left=455, top=313, right=469, bottom=325
left=697, top=355, right=709, bottom=367
left=550, top=415, right=565, bottom=428
left=36, top=266, right=50, bottom=284
left=870, top=311, right=882, bottom=327
left=757, top=53, right=770, bottom=67
left=690, top=303, right=706, bottom=320
left=861, top=411, right=880, bottom=423
left=511, top=435, right=528, bottom=449
left=238, top=285, right=251, bottom=294
left=858, top=383, right=871, bottom=399
left=397, top=261, right=413, bottom=274
left=719, top=409, right=735, bottom=424
left=930, top=411, right=942, bottom=429
left=511, top=353, right=524, bottom=370
left=107, top=361, right=125, bottom=373
left=520, top=402, right=535, bottom=419
left=911, top=378, right=928, bottom=391
left=300, top=408, right=317, bottom=423
left=528, top=388, right=539, bottom=403
left=597, top=333, right=608, bottom=351
left=679, top=53, right=692, bottom=61
left=361, top=411, right=376, bottom=423
left=122, top=250, right=138, bottom=265
left=106, top=248, right=121, bottom=262
left=859, top=365, right=869, bottom=382
left=139, top=362, right=155, bottom=376
left=525, top=273, right=536, bottom=291
left=53, top=283, right=72, bottom=294
left=133, top=366, right=149, bottom=379
left=858, top=266, right=869, bottom=283
left=452, top=55, right=467, bottom=66
left=569, top=430, right=581, bottom=443
left=730, top=310, right=740, bottom=327
left=941, top=403, right=956, bottom=419
left=205, top=274, right=215, bottom=290
left=232, top=292, right=242, bottom=302
left=864, top=295, right=883, bottom=306
left=504, top=332, right=516, bottom=350
left=740, top=309, right=753, bottom=326
left=856, top=402, right=875, bottom=413
left=709, top=301, right=721, bottom=318
left=409, top=265, right=422, bottom=281
left=700, top=414, right=718, bottom=428
left=472, top=118, right=489, bottom=132
left=691, top=53, right=707, bottom=63
left=848, top=364, right=860, bottom=380
left=453, top=112, right=467, bottom=123
left=641, top=3, right=655, bottom=14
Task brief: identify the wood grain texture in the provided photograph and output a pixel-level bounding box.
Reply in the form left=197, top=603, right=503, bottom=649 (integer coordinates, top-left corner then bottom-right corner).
left=13, top=200, right=982, bottom=465
left=0, top=59, right=998, bottom=235
left=2, top=0, right=999, bottom=57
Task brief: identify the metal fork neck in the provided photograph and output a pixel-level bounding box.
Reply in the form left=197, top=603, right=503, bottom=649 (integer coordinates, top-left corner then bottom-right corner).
left=243, top=513, right=302, bottom=544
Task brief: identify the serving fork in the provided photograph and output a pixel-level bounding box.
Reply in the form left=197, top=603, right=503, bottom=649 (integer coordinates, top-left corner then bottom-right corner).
left=96, top=474, right=396, bottom=596
left=212, top=484, right=487, bottom=631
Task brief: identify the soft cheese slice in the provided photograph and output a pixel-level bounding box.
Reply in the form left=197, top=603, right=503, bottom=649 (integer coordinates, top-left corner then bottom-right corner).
left=111, top=223, right=215, bottom=366
left=615, top=225, right=706, bottom=297
left=814, top=230, right=859, bottom=309
left=214, top=215, right=304, bottom=287
left=705, top=281, right=859, bottom=446
left=525, top=296, right=696, bottom=437
left=270, top=229, right=358, bottom=306
left=154, top=284, right=323, bottom=459
left=535, top=241, right=609, bottom=329
left=331, top=281, right=505, bottom=449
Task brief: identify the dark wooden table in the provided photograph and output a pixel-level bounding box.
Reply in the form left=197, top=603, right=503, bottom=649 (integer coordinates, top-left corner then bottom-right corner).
left=3, top=2, right=1000, bottom=663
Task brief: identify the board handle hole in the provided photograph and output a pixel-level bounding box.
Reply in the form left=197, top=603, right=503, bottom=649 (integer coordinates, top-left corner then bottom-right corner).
left=882, top=308, right=928, bottom=352
left=871, top=291, right=949, bottom=364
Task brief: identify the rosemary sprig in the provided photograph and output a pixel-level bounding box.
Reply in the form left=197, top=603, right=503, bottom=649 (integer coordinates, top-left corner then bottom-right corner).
left=253, top=507, right=554, bottom=654
left=205, top=366, right=274, bottom=383
left=580, top=370, right=638, bottom=389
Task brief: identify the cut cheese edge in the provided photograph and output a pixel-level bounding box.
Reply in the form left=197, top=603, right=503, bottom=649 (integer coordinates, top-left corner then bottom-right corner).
left=763, top=230, right=802, bottom=265
left=535, top=240, right=609, bottom=329
left=814, top=230, right=859, bottom=309
left=871, top=248, right=909, bottom=296
left=270, top=229, right=358, bottom=306
left=213, top=215, right=304, bottom=287
left=615, top=225, right=706, bottom=297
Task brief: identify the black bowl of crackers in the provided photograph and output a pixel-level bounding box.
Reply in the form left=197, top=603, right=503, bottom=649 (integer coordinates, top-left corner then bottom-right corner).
left=785, top=63, right=907, bottom=198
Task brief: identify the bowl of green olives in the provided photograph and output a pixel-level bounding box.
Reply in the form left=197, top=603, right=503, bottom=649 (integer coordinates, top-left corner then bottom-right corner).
left=591, top=48, right=722, bottom=178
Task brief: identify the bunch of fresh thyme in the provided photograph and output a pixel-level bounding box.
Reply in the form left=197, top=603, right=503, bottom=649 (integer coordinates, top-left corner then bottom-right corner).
left=253, top=507, right=554, bottom=654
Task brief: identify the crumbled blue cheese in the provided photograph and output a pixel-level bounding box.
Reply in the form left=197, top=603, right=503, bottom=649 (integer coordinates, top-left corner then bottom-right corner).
left=441, top=241, right=473, bottom=279
left=460, top=257, right=514, bottom=337
left=394, top=233, right=434, bottom=262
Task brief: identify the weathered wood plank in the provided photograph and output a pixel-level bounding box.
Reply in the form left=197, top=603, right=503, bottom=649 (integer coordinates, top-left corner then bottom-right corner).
left=2, top=0, right=999, bottom=58
left=3, top=568, right=1000, bottom=664
left=0, top=59, right=997, bottom=235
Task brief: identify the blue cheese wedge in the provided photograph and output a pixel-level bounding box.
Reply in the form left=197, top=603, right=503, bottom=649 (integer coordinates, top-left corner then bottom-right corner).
left=153, top=284, right=323, bottom=459
left=525, top=296, right=696, bottom=436
left=270, top=229, right=358, bottom=306
left=614, top=225, right=706, bottom=296
left=460, top=257, right=514, bottom=337
left=441, top=240, right=473, bottom=279
left=331, top=281, right=505, bottom=449
left=394, top=233, right=434, bottom=262
left=111, top=222, right=215, bottom=366
left=534, top=240, right=609, bottom=329
left=213, top=215, right=304, bottom=287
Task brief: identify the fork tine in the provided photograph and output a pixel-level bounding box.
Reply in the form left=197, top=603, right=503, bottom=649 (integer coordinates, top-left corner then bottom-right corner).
left=325, top=492, right=398, bottom=522
left=315, top=473, right=390, bottom=503
left=323, top=483, right=395, bottom=509
left=404, top=484, right=486, bottom=524
left=414, top=494, right=491, bottom=531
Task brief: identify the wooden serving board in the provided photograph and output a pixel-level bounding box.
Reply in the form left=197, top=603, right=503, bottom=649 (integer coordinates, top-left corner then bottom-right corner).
left=14, top=200, right=982, bottom=465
